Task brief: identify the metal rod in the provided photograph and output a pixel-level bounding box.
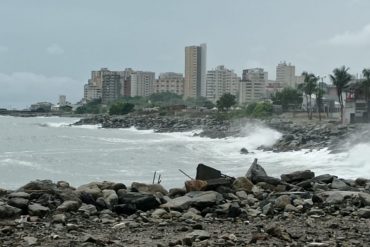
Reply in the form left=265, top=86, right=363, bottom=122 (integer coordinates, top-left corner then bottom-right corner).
left=152, top=171, right=157, bottom=184
left=178, top=169, right=194, bottom=180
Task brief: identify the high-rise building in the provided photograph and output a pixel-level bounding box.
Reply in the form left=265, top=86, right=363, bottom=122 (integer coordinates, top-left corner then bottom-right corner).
left=84, top=68, right=112, bottom=101
left=118, top=68, right=134, bottom=97
left=154, top=72, right=184, bottom=95
left=59, top=95, right=66, bottom=106
left=239, top=68, right=268, bottom=104
left=130, top=71, right=155, bottom=97
left=206, top=65, right=239, bottom=102
left=276, top=62, right=296, bottom=88
left=102, top=73, right=121, bottom=104
left=184, top=43, right=207, bottom=98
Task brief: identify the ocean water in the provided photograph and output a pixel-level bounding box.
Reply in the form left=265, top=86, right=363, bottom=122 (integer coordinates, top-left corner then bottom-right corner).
left=0, top=116, right=369, bottom=190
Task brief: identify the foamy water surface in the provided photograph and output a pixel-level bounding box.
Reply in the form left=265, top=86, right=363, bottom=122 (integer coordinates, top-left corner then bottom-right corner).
left=0, top=116, right=369, bottom=189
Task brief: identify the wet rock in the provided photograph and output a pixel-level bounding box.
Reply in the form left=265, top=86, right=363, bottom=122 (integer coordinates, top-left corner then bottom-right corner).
left=52, top=214, right=66, bottom=224
left=18, top=180, right=56, bottom=193
left=57, top=200, right=80, bottom=212
left=312, top=174, right=335, bottom=184
left=324, top=192, right=345, bottom=204
left=78, top=204, right=98, bottom=216
left=151, top=208, right=168, bottom=218
left=240, top=148, right=249, bottom=154
left=9, top=192, right=30, bottom=199
left=76, top=182, right=103, bottom=199
left=28, top=203, right=50, bottom=217
left=266, top=223, right=291, bottom=241
left=355, top=178, right=368, bottom=187
left=112, top=183, right=127, bottom=191
left=232, top=177, right=253, bottom=192
left=131, top=182, right=168, bottom=195
left=102, top=189, right=118, bottom=209
left=281, top=170, right=315, bottom=184
left=330, top=178, right=349, bottom=190
left=23, top=236, right=38, bottom=246
left=168, top=188, right=186, bottom=198
left=275, top=195, right=291, bottom=210
left=186, top=230, right=211, bottom=240
left=358, top=208, right=370, bottom=218
left=253, top=176, right=281, bottom=186
left=8, top=197, right=29, bottom=210
left=359, top=192, right=370, bottom=206
left=0, top=203, right=22, bottom=218
left=246, top=159, right=268, bottom=182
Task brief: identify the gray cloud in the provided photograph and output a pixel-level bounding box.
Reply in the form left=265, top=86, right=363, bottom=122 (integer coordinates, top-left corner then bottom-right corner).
left=321, top=23, right=370, bottom=47
left=0, top=45, right=8, bottom=53
left=0, top=72, right=82, bottom=109
left=46, top=44, right=65, bottom=55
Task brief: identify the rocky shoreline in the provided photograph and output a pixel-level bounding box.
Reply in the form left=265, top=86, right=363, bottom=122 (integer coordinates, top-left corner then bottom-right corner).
left=73, top=114, right=367, bottom=152
left=1, top=160, right=370, bottom=246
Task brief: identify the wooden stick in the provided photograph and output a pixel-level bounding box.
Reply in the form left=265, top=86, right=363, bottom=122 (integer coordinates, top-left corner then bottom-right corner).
left=178, top=169, right=194, bottom=180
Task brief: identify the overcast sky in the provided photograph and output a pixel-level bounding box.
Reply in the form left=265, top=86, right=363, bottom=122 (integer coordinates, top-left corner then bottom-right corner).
left=1, top=0, right=370, bottom=109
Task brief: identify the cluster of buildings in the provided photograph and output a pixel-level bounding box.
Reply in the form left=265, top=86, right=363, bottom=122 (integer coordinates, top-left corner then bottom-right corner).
left=83, top=43, right=306, bottom=105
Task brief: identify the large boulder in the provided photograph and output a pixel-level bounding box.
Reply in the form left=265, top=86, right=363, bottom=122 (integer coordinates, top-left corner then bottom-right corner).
left=246, top=159, right=268, bottom=182
left=0, top=203, right=22, bottom=219
left=56, top=200, right=81, bottom=212
left=281, top=170, right=315, bottom=184
left=18, top=180, right=57, bottom=193
left=78, top=204, right=98, bottom=216
left=161, top=191, right=223, bottom=211
left=274, top=195, right=291, bottom=210
left=102, top=189, right=118, bottom=209
left=8, top=197, right=29, bottom=210
left=131, top=182, right=168, bottom=195
left=28, top=203, right=50, bottom=217
left=185, top=180, right=208, bottom=192
left=232, top=177, right=253, bottom=192
left=330, top=178, right=349, bottom=190
left=76, top=182, right=103, bottom=200
left=117, top=192, right=160, bottom=212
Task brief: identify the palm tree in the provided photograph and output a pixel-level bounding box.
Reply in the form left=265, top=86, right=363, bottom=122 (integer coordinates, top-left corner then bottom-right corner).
left=330, top=66, right=352, bottom=123
left=362, top=68, right=370, bottom=102
left=301, top=72, right=318, bottom=120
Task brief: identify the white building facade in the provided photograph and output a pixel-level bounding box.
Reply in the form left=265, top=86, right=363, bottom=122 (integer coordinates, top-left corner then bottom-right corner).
left=154, top=72, right=184, bottom=95
left=239, top=68, right=268, bottom=104
left=206, top=65, right=239, bottom=102
left=130, top=71, right=155, bottom=97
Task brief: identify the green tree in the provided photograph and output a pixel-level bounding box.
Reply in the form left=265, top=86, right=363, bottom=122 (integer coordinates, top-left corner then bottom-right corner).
left=216, top=93, right=237, bottom=111
left=75, top=99, right=102, bottom=114
left=251, top=102, right=273, bottom=118
left=330, top=66, right=352, bottom=123
left=300, top=72, right=318, bottom=120
left=362, top=68, right=370, bottom=105
left=109, top=102, right=135, bottom=115
left=271, top=88, right=302, bottom=111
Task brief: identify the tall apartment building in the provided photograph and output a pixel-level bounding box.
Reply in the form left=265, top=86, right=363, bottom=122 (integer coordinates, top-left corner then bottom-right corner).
left=130, top=71, right=155, bottom=97
left=206, top=65, right=239, bottom=102
left=276, top=62, right=296, bottom=88
left=154, top=72, right=184, bottom=95
left=102, top=73, right=121, bottom=104
left=84, top=68, right=113, bottom=101
left=184, top=43, right=207, bottom=98
left=118, top=68, right=134, bottom=97
left=239, top=68, right=268, bottom=104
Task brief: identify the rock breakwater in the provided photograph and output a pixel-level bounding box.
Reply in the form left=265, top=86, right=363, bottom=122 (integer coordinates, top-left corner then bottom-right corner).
left=1, top=160, right=370, bottom=246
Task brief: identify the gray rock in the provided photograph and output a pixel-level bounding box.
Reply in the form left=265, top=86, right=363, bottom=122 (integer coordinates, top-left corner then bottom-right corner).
left=240, top=148, right=249, bottom=154
left=281, top=170, right=315, bottom=183
left=131, top=182, right=168, bottom=195
left=312, top=174, right=335, bottom=184
left=232, top=177, right=253, bottom=192
left=23, top=236, right=38, bottom=246
left=275, top=195, right=291, bottom=210
left=358, top=208, right=370, bottom=218
left=28, top=203, right=50, bottom=217
left=57, top=200, right=80, bottom=212
left=0, top=203, right=22, bottom=219
left=151, top=208, right=168, bottom=218
left=52, top=214, right=66, bottom=224
left=325, top=192, right=344, bottom=204
left=235, top=190, right=248, bottom=200
left=355, top=178, right=368, bottom=187
left=359, top=192, right=370, bottom=206
left=76, top=182, right=103, bottom=199
left=78, top=204, right=98, bottom=216
left=262, top=203, right=273, bottom=215
left=186, top=230, right=211, bottom=240
left=102, top=189, right=118, bottom=209
left=9, top=192, right=30, bottom=199
left=246, top=159, right=267, bottom=182
left=330, top=178, right=349, bottom=190
left=161, top=191, right=223, bottom=210
left=8, top=197, right=29, bottom=210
